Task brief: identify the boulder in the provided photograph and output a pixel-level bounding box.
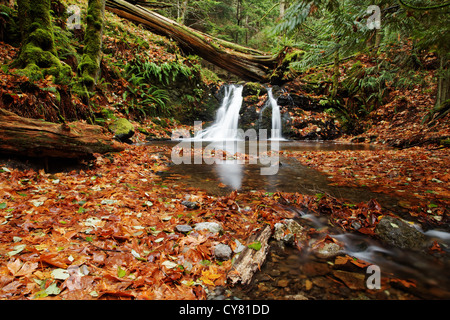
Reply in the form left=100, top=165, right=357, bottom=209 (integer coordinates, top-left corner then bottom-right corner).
left=242, top=82, right=267, bottom=97
left=375, top=215, right=427, bottom=250
left=109, top=118, right=134, bottom=142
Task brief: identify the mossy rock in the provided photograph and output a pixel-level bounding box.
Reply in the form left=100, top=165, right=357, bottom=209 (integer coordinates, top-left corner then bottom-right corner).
left=109, top=118, right=135, bottom=142
left=242, top=82, right=267, bottom=97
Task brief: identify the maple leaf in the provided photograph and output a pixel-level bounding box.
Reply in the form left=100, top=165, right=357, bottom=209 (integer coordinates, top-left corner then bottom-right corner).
left=199, top=266, right=222, bottom=286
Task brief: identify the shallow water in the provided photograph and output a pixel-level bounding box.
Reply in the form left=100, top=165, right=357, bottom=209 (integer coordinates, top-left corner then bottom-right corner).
left=149, top=140, right=450, bottom=299
left=155, top=140, right=402, bottom=212
left=233, top=211, right=450, bottom=300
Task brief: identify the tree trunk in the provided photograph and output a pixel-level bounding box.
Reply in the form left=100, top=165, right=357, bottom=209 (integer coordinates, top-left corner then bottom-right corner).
left=178, top=0, right=189, bottom=24
left=14, top=0, right=71, bottom=82
left=436, top=54, right=450, bottom=108
left=280, top=0, right=286, bottom=18
left=227, top=225, right=272, bottom=286
left=79, top=0, right=106, bottom=91
left=105, top=0, right=277, bottom=81
left=0, top=108, right=123, bottom=158
left=331, top=45, right=340, bottom=98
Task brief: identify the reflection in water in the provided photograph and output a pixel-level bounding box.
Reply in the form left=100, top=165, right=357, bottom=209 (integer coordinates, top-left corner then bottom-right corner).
left=158, top=140, right=398, bottom=210
left=214, top=161, right=243, bottom=190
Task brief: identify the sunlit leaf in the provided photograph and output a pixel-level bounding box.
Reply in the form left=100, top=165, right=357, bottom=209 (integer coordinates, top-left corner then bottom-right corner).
left=247, top=241, right=262, bottom=251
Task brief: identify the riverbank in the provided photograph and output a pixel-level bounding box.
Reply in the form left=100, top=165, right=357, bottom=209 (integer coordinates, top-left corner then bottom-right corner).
left=1, top=141, right=449, bottom=299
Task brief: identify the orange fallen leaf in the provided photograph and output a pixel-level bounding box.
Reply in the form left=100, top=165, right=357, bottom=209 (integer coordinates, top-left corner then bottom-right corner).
left=199, top=266, right=222, bottom=286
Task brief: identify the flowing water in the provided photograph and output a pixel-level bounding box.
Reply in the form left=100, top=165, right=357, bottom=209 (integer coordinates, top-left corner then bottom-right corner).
left=192, top=84, right=284, bottom=141
left=267, top=88, right=283, bottom=141
left=192, top=85, right=244, bottom=141
left=151, top=84, right=450, bottom=300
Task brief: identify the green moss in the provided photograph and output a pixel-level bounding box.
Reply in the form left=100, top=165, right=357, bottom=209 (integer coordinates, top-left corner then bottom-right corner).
left=283, top=50, right=305, bottom=65
left=13, top=0, right=71, bottom=83
left=242, top=82, right=267, bottom=97
left=109, top=118, right=135, bottom=141
left=78, top=0, right=105, bottom=90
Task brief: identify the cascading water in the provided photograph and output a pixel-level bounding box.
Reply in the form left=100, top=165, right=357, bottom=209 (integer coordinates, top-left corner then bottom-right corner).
left=193, top=85, right=244, bottom=141
left=192, top=84, right=283, bottom=141
left=267, top=88, right=284, bottom=141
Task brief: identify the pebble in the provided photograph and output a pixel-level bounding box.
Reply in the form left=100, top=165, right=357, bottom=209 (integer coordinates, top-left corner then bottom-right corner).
left=195, top=222, right=223, bottom=234
left=181, top=200, right=199, bottom=209
left=175, top=224, right=193, bottom=233
left=214, top=244, right=232, bottom=261
left=276, top=279, right=290, bottom=287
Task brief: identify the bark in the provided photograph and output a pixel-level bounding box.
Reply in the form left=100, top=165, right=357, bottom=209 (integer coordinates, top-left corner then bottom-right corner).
left=79, top=0, right=106, bottom=91
left=0, top=108, right=124, bottom=158
left=436, top=55, right=450, bottom=108
left=331, top=45, right=340, bottom=98
left=105, top=0, right=277, bottom=81
left=280, top=0, right=286, bottom=18
left=227, top=225, right=272, bottom=286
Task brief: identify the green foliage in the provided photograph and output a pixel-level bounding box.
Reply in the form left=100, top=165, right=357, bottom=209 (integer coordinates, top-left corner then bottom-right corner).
left=159, top=0, right=280, bottom=49
left=122, top=73, right=170, bottom=118
left=125, top=55, right=199, bottom=86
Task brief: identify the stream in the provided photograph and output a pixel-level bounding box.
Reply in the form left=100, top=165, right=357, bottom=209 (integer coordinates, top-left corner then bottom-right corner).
left=151, top=139, right=450, bottom=300
left=148, top=84, right=449, bottom=300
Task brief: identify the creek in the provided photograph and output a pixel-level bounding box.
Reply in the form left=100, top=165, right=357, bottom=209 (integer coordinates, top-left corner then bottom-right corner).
left=153, top=139, right=450, bottom=299
left=149, top=84, right=450, bottom=299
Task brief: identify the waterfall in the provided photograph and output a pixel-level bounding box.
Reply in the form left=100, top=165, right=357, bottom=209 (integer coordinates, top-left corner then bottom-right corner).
left=192, top=84, right=283, bottom=141
left=193, top=85, right=244, bottom=141
left=267, top=88, right=284, bottom=141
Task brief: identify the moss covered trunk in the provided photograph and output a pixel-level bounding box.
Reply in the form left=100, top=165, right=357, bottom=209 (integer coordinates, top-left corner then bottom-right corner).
left=0, top=108, right=124, bottom=158
left=331, top=45, right=340, bottom=99
left=105, top=0, right=276, bottom=81
left=79, top=0, right=106, bottom=91
left=14, top=0, right=70, bottom=81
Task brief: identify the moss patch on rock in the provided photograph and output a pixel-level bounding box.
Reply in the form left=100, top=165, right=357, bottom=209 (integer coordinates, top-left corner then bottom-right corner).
left=109, top=118, right=135, bottom=142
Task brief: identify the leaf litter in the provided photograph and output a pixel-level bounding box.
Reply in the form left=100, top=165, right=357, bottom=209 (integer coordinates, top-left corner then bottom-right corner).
left=0, top=142, right=448, bottom=299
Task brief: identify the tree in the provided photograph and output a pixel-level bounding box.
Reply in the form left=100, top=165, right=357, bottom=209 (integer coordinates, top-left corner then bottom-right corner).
left=399, top=0, right=450, bottom=110
left=105, top=0, right=277, bottom=81
left=78, top=0, right=106, bottom=92
left=13, top=0, right=71, bottom=82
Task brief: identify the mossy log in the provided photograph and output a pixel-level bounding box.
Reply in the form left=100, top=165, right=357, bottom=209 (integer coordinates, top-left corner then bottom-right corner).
left=0, top=108, right=124, bottom=158
left=105, top=0, right=277, bottom=81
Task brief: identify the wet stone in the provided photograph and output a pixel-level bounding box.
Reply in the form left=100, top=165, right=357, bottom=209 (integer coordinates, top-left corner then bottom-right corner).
left=195, top=222, right=223, bottom=233
left=175, top=224, right=192, bottom=233
left=375, top=215, right=427, bottom=250
left=332, top=270, right=366, bottom=290
left=214, top=243, right=232, bottom=261
left=276, top=279, right=290, bottom=287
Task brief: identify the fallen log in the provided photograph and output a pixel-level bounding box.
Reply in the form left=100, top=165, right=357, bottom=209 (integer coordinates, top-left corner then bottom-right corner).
left=105, top=0, right=278, bottom=81
left=0, top=108, right=124, bottom=158
left=227, top=224, right=272, bottom=286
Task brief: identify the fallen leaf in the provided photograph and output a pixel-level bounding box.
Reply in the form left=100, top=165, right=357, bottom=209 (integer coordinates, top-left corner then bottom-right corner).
left=247, top=241, right=262, bottom=251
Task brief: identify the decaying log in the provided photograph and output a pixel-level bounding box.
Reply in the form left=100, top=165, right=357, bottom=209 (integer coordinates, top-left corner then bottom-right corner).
left=227, top=224, right=272, bottom=286
left=105, top=0, right=277, bottom=81
left=0, top=108, right=124, bottom=158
